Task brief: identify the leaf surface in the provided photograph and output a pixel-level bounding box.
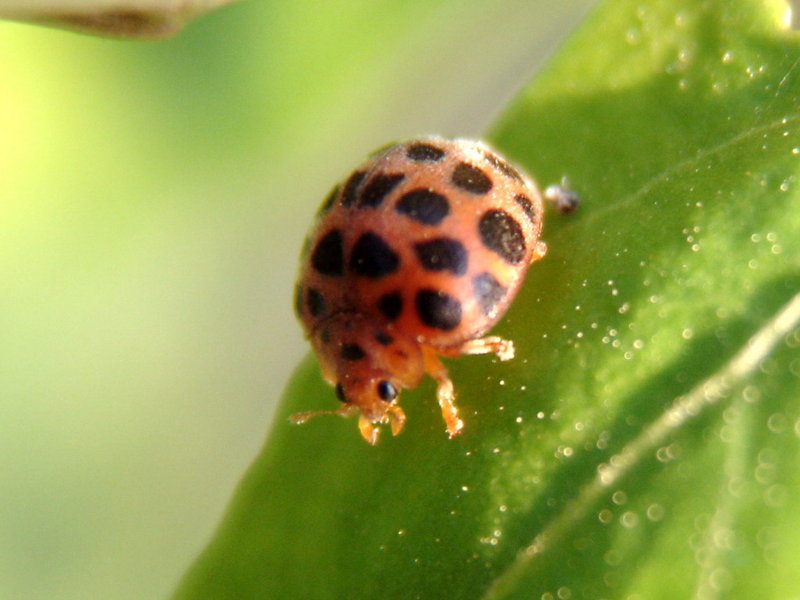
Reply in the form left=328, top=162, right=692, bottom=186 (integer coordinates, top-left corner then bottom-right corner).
left=174, top=0, right=800, bottom=598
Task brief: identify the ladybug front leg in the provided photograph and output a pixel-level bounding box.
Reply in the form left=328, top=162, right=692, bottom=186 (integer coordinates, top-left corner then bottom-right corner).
left=440, top=336, right=515, bottom=362
left=422, top=347, right=463, bottom=438
left=530, top=240, right=547, bottom=264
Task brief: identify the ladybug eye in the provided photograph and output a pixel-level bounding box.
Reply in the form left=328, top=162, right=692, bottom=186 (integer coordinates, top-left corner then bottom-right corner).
left=335, top=383, right=347, bottom=402
left=377, top=380, right=398, bottom=402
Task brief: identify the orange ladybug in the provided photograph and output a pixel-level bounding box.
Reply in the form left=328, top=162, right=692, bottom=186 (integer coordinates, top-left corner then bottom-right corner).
left=292, top=137, right=575, bottom=444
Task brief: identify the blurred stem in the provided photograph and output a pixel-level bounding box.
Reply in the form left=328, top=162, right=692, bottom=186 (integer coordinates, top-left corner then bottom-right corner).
left=0, top=0, right=238, bottom=38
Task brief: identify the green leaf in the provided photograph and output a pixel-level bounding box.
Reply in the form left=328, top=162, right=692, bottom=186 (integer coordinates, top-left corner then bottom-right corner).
left=173, top=0, right=800, bottom=598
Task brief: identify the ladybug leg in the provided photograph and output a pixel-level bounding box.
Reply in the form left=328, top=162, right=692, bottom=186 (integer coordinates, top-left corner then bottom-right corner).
left=531, top=240, right=547, bottom=264
left=440, top=336, right=515, bottom=362
left=358, top=414, right=381, bottom=446
left=422, top=347, right=463, bottom=438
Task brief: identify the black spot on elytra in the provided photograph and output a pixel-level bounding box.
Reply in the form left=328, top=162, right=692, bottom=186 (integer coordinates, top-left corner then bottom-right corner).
left=358, top=173, right=405, bottom=208
left=414, top=238, right=468, bottom=275
left=406, top=142, right=446, bottom=162
left=484, top=151, right=523, bottom=182
left=473, top=272, right=508, bottom=316
left=479, top=210, right=526, bottom=264
left=375, top=330, right=394, bottom=345
left=377, top=291, right=403, bottom=321
left=350, top=232, right=399, bottom=278
left=311, top=229, right=344, bottom=276
left=341, top=343, right=366, bottom=361
left=321, top=326, right=331, bottom=344
left=395, top=189, right=450, bottom=225
left=452, top=162, right=493, bottom=195
left=341, top=170, right=367, bottom=207
left=317, top=184, right=340, bottom=216
left=416, top=289, right=462, bottom=331
left=306, top=287, right=326, bottom=317
left=514, top=194, right=538, bottom=224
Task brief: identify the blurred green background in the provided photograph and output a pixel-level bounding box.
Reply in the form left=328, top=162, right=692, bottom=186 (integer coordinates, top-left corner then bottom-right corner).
left=0, top=1, right=597, bottom=598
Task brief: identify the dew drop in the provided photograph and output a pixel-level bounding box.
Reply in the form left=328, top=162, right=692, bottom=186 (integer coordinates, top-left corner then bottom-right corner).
left=598, top=508, right=613, bottom=524
left=625, top=27, right=641, bottom=44
left=754, top=463, right=775, bottom=486
left=620, top=511, right=639, bottom=528
left=764, top=483, right=788, bottom=508
left=790, top=358, right=800, bottom=377
left=709, top=567, right=733, bottom=592
left=604, top=549, right=622, bottom=566
left=646, top=503, right=665, bottom=521
left=767, top=412, right=788, bottom=433
left=742, top=385, right=761, bottom=403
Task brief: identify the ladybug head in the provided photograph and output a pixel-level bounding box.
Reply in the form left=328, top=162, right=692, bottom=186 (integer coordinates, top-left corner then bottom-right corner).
left=338, top=376, right=406, bottom=445
left=290, top=370, right=407, bottom=446
left=291, top=315, right=424, bottom=444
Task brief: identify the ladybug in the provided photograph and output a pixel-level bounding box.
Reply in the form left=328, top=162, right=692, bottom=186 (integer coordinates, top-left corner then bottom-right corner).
left=291, top=137, right=576, bottom=444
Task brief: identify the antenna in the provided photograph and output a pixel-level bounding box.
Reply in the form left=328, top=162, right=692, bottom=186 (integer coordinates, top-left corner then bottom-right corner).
left=290, top=404, right=357, bottom=425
